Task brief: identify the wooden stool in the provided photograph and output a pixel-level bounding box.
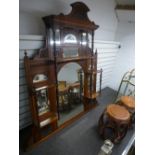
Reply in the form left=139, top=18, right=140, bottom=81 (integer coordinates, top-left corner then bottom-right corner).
left=98, top=104, right=130, bottom=143
left=117, top=96, right=135, bottom=125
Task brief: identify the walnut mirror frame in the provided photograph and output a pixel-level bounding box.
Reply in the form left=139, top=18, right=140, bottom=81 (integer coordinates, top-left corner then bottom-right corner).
left=24, top=1, right=99, bottom=146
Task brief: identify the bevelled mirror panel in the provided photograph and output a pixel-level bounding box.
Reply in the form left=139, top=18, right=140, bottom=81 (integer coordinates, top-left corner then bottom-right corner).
left=63, top=47, right=78, bottom=58
left=35, top=88, right=50, bottom=115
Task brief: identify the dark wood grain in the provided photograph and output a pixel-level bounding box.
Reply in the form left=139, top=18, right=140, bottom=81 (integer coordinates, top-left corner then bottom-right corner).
left=23, top=1, right=100, bottom=148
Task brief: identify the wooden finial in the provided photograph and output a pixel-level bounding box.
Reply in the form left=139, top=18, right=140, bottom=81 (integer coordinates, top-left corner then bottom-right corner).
left=24, top=50, right=27, bottom=57
left=95, top=49, right=97, bottom=55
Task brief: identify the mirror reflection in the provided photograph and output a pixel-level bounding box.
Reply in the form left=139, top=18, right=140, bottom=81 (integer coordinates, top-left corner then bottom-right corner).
left=88, top=33, right=92, bottom=48
left=64, top=34, right=77, bottom=44
left=63, top=47, right=78, bottom=58
left=81, top=32, right=87, bottom=45
left=33, top=74, right=48, bottom=83
left=35, top=88, right=50, bottom=115
left=57, top=62, right=84, bottom=125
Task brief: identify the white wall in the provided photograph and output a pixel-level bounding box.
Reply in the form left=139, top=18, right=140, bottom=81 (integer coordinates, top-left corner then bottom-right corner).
left=19, top=0, right=117, bottom=40
left=108, top=21, right=135, bottom=91
left=19, top=12, right=45, bottom=35
left=95, top=41, right=120, bottom=91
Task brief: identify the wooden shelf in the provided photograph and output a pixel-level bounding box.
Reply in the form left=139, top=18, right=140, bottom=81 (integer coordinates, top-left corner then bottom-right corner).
left=34, top=83, right=56, bottom=91
left=86, top=70, right=102, bottom=75
left=57, top=56, right=91, bottom=63
left=39, top=112, right=58, bottom=128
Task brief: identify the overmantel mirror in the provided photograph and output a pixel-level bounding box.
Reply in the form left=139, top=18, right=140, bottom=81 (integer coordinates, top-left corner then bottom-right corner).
left=57, top=62, right=84, bottom=125
left=24, top=2, right=99, bottom=145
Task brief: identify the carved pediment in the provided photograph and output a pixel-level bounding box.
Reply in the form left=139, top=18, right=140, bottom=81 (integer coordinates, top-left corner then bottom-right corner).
left=43, top=2, right=99, bottom=30
left=69, top=2, right=90, bottom=20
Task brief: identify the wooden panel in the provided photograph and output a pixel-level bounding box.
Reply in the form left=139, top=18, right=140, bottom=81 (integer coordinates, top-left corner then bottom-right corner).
left=115, top=4, right=135, bottom=10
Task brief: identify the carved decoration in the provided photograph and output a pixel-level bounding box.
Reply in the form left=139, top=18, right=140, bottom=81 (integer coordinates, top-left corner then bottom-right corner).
left=24, top=2, right=100, bottom=146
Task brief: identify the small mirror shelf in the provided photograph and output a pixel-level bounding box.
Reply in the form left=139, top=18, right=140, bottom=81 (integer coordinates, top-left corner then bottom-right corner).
left=33, top=74, right=48, bottom=83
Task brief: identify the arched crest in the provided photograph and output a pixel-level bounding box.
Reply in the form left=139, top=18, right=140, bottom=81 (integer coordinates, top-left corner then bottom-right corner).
left=69, top=2, right=90, bottom=20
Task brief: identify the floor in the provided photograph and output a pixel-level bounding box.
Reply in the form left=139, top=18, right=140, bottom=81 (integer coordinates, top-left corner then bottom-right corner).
left=19, top=87, right=135, bottom=155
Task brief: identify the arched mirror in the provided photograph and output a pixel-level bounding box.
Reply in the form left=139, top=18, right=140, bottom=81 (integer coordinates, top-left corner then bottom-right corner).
left=57, top=62, right=84, bottom=125
left=64, top=34, right=77, bottom=44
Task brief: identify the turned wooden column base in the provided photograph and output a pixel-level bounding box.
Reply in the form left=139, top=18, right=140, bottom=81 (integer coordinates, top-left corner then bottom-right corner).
left=98, top=104, right=130, bottom=143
